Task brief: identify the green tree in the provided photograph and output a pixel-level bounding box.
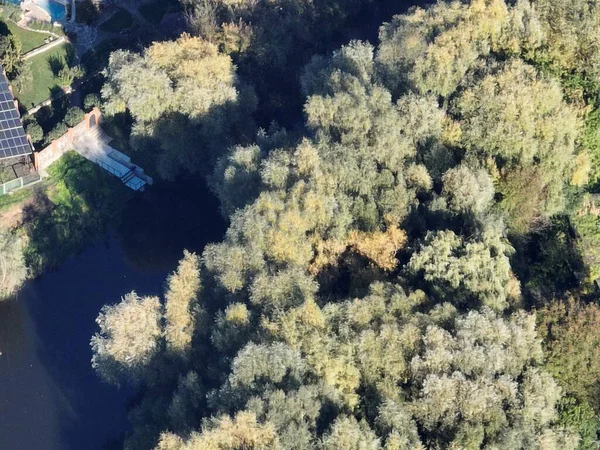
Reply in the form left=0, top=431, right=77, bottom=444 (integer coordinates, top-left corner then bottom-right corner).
left=441, top=164, right=495, bottom=215
left=155, top=411, right=279, bottom=450
left=376, top=0, right=508, bottom=97
left=102, top=34, right=256, bottom=179
left=0, top=34, right=22, bottom=75
left=452, top=59, right=580, bottom=230
left=83, top=93, right=100, bottom=111
left=64, top=106, right=85, bottom=127
left=44, top=122, right=68, bottom=145
left=164, top=251, right=202, bottom=357
left=12, top=60, right=32, bottom=94
left=320, top=416, right=380, bottom=450
left=90, top=292, right=162, bottom=385
left=407, top=228, right=516, bottom=311
left=25, top=121, right=44, bottom=145
left=58, top=64, right=84, bottom=87
left=538, top=298, right=600, bottom=412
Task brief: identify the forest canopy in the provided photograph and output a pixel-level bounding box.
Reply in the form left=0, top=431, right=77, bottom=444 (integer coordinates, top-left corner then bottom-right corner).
left=91, top=0, right=600, bottom=448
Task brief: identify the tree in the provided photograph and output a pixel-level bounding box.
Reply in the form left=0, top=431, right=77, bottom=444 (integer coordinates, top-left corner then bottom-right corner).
left=0, top=231, right=27, bottom=300
left=320, top=416, right=380, bottom=450
left=12, top=60, right=32, bottom=94
left=0, top=34, right=22, bottom=76
left=496, top=0, right=545, bottom=56
left=538, top=298, right=600, bottom=412
left=247, top=386, right=322, bottom=450
left=441, top=164, right=494, bottom=215
left=211, top=144, right=264, bottom=218
left=557, top=395, right=600, bottom=450
left=452, top=59, right=580, bottom=229
left=90, top=292, right=162, bottom=385
left=64, top=106, right=85, bottom=127
left=407, top=228, right=516, bottom=311
left=101, top=34, right=255, bottom=179
left=376, top=0, right=508, bottom=97
left=155, top=411, right=279, bottom=450
left=533, top=0, right=600, bottom=78
left=25, top=121, right=44, bottom=145
left=164, top=251, right=202, bottom=357
left=44, top=122, right=68, bottom=145
left=58, top=64, right=84, bottom=87
left=102, top=50, right=173, bottom=121
left=407, top=309, right=574, bottom=449
left=83, top=93, right=100, bottom=111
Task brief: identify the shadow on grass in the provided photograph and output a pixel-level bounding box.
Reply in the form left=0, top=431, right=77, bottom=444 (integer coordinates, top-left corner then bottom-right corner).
left=47, top=54, right=64, bottom=76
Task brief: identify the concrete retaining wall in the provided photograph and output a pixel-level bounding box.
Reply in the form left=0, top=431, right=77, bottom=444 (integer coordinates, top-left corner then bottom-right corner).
left=33, top=107, right=101, bottom=172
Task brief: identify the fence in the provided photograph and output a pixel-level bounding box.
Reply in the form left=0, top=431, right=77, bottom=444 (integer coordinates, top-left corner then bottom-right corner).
left=0, top=172, right=41, bottom=195
left=33, top=107, right=101, bottom=172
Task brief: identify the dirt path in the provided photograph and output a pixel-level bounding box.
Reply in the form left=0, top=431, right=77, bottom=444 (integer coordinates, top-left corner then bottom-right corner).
left=23, top=36, right=68, bottom=60
left=0, top=197, right=34, bottom=230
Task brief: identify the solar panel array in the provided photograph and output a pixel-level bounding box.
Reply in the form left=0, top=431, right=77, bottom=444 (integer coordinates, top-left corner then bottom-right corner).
left=0, top=73, right=31, bottom=160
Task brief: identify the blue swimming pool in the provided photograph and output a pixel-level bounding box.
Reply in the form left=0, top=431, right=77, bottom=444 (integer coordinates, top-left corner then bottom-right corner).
left=36, top=0, right=67, bottom=22
left=5, top=0, right=66, bottom=21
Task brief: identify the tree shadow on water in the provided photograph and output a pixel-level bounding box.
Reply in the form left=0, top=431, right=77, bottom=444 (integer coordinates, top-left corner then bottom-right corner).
left=22, top=152, right=127, bottom=276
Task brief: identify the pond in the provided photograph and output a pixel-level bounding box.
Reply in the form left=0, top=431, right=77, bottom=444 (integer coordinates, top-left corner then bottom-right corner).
left=0, top=180, right=224, bottom=449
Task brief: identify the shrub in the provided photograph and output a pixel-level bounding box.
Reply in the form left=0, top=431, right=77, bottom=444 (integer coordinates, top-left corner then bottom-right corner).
left=84, top=93, right=100, bottom=111
left=25, top=122, right=44, bottom=144
left=44, top=121, right=68, bottom=145
left=64, top=106, right=84, bottom=127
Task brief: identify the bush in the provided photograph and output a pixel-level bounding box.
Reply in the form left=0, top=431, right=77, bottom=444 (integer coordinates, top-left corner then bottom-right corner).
left=84, top=93, right=100, bottom=112
left=64, top=106, right=84, bottom=127
left=25, top=121, right=43, bottom=144
left=557, top=396, right=600, bottom=450
left=44, top=121, right=68, bottom=145
left=23, top=152, right=128, bottom=274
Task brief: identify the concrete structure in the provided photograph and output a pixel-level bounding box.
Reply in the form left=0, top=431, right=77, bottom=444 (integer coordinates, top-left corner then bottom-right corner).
left=34, top=108, right=153, bottom=191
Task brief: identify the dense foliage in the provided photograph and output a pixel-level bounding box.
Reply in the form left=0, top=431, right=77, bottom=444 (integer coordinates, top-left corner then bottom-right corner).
left=88, top=0, right=600, bottom=448
left=24, top=152, right=127, bottom=275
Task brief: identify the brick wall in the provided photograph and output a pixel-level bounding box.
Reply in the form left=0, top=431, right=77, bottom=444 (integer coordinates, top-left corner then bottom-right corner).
left=34, top=107, right=101, bottom=172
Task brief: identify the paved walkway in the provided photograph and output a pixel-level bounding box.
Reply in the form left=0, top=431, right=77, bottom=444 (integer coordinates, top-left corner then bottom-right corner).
left=73, top=127, right=152, bottom=190
left=23, top=36, right=67, bottom=59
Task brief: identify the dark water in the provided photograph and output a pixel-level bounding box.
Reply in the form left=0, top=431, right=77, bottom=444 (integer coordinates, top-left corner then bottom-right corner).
left=0, top=181, right=224, bottom=450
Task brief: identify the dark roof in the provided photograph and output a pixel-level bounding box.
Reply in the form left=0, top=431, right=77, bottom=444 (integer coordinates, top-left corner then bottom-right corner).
left=0, top=67, right=31, bottom=160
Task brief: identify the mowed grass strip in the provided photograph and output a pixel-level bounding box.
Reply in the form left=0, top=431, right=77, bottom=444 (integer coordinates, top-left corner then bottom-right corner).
left=5, top=20, right=48, bottom=53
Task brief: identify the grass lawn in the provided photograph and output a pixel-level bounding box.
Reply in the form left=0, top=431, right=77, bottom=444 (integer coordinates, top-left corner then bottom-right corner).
left=4, top=20, right=48, bottom=53
left=99, top=8, right=134, bottom=32
left=14, top=42, right=73, bottom=109
left=0, top=185, right=33, bottom=213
